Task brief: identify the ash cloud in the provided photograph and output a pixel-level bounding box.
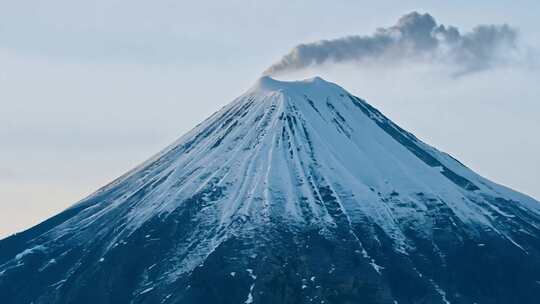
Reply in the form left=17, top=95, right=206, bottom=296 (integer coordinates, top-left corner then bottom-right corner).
left=264, top=12, right=519, bottom=76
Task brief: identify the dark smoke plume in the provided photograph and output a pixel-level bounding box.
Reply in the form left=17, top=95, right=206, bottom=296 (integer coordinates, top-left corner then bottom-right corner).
left=264, top=12, right=518, bottom=75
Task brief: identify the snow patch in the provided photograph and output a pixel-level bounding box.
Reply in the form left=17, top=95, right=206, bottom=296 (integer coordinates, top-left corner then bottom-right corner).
left=38, top=259, right=57, bottom=272
left=15, top=245, right=46, bottom=260
left=246, top=268, right=257, bottom=280
left=245, top=283, right=255, bottom=304
left=139, top=286, right=154, bottom=295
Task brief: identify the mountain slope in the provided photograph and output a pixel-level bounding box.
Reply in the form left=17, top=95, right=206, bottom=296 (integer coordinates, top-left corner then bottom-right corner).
left=1, top=76, right=540, bottom=304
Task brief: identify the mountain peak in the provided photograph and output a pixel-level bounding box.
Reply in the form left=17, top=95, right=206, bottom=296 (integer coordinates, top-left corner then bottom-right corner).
left=2, top=76, right=540, bottom=304
left=251, top=75, right=340, bottom=94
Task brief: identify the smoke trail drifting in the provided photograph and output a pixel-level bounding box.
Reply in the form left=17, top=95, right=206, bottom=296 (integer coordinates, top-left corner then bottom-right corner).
left=264, top=12, right=518, bottom=76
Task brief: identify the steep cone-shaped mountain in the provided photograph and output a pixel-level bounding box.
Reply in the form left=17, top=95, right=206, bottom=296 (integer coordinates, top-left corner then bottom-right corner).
left=2, top=76, right=540, bottom=304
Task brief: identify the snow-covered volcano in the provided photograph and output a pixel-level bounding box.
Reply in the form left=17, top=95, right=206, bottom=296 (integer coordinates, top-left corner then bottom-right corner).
left=1, top=76, right=540, bottom=304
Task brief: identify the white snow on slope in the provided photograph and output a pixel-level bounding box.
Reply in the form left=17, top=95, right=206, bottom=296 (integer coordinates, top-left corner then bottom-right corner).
left=10, top=76, right=539, bottom=279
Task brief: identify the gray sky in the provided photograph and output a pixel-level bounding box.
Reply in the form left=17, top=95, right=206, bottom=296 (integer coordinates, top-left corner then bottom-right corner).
left=1, top=0, right=539, bottom=238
